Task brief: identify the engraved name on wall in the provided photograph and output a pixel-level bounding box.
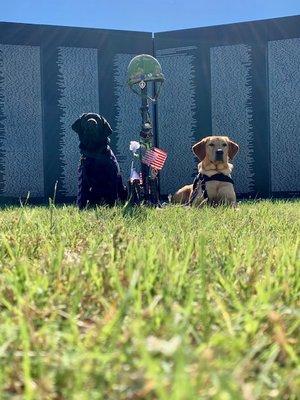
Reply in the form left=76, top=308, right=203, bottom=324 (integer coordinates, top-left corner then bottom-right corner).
left=210, top=44, right=255, bottom=194
left=57, top=46, right=99, bottom=197
left=156, top=47, right=197, bottom=195
left=0, top=44, right=44, bottom=197
left=268, top=38, right=300, bottom=192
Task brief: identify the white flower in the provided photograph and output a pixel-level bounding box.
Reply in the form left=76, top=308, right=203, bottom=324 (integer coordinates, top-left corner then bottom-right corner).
left=129, top=141, right=141, bottom=153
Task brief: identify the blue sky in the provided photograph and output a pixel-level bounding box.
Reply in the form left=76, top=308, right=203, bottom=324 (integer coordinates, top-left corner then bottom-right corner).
left=1, top=0, right=299, bottom=32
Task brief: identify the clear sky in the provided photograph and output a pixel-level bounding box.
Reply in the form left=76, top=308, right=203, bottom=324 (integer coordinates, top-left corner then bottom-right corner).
left=1, top=0, right=299, bottom=32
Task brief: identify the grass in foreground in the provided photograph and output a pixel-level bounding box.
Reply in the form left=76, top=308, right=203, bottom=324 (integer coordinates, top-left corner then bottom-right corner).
left=0, top=200, right=299, bottom=399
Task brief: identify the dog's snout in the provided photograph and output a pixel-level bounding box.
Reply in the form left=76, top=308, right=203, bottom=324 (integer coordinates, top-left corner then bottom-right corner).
left=87, top=118, right=97, bottom=127
left=215, top=148, right=224, bottom=161
left=86, top=118, right=98, bottom=134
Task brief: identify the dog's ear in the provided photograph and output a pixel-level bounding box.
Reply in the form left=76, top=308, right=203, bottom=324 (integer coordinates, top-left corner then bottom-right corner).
left=228, top=139, right=239, bottom=160
left=101, top=116, right=113, bottom=136
left=71, top=118, right=81, bottom=134
left=71, top=113, right=87, bottom=134
left=192, top=138, right=207, bottom=161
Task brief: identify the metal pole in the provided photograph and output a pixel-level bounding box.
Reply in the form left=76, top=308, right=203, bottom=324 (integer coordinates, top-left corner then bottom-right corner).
left=140, top=84, right=152, bottom=203
left=138, top=83, right=161, bottom=206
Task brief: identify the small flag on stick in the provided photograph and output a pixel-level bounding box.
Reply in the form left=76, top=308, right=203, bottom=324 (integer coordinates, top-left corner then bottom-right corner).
left=142, top=147, right=167, bottom=170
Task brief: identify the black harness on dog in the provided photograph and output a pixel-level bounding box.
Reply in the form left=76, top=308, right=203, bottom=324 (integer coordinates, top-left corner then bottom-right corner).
left=189, top=172, right=234, bottom=205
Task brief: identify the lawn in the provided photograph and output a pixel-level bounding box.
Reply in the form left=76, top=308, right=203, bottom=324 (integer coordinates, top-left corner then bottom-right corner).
left=0, top=201, right=299, bottom=399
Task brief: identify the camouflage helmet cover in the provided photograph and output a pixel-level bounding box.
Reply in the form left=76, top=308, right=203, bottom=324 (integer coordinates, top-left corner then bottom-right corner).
left=127, top=54, right=164, bottom=87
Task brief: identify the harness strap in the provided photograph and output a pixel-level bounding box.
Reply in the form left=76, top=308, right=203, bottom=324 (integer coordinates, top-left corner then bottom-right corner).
left=189, top=173, right=234, bottom=205
left=188, top=173, right=202, bottom=204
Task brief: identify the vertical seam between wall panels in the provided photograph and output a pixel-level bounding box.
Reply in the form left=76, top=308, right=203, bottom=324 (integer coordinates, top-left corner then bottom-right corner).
left=152, top=34, right=158, bottom=148
left=152, top=33, right=162, bottom=195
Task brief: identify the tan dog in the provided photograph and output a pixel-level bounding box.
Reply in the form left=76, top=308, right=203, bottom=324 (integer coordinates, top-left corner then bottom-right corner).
left=172, top=136, right=239, bottom=206
left=171, top=184, right=193, bottom=204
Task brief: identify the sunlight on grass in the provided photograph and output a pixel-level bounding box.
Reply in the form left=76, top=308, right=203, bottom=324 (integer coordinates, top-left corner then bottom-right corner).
left=0, top=201, right=299, bottom=399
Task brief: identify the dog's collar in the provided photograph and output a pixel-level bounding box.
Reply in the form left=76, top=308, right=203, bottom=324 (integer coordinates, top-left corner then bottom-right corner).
left=200, top=173, right=234, bottom=184
left=189, top=172, right=234, bottom=204
left=80, top=146, right=111, bottom=159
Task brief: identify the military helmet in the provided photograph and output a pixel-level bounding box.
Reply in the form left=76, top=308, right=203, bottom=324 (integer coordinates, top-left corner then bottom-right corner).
left=127, top=54, right=164, bottom=88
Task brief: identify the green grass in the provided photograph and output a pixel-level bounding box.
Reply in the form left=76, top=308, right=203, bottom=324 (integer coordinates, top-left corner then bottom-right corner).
left=0, top=201, right=299, bottom=399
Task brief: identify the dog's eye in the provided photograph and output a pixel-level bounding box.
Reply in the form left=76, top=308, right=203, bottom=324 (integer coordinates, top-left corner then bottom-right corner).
left=222, top=143, right=227, bottom=147
left=208, top=143, right=214, bottom=147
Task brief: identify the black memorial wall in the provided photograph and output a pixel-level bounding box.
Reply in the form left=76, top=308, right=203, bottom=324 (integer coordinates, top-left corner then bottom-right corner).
left=0, top=22, right=152, bottom=203
left=0, top=16, right=299, bottom=203
left=155, top=15, right=300, bottom=198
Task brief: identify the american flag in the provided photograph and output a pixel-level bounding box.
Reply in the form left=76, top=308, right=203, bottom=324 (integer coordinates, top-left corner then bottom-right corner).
left=142, top=147, right=168, bottom=170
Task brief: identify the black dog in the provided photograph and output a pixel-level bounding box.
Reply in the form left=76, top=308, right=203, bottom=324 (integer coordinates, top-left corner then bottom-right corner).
left=71, top=113, right=127, bottom=209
